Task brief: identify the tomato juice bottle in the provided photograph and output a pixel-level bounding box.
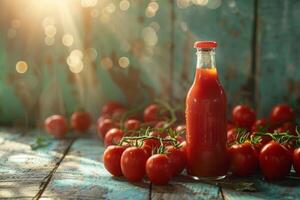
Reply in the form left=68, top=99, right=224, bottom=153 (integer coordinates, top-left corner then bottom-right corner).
left=185, top=41, right=228, bottom=179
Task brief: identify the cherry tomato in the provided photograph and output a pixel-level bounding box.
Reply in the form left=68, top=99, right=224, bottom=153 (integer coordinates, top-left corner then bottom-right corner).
left=175, top=125, right=186, bottom=133
left=144, top=104, right=160, bottom=122
left=166, top=146, right=186, bottom=176
left=149, top=131, right=168, bottom=138
left=174, top=135, right=185, bottom=143
left=104, top=128, right=124, bottom=147
left=250, top=132, right=272, bottom=152
left=143, top=138, right=161, bottom=149
left=270, top=104, right=295, bottom=125
left=146, top=154, right=172, bottom=185
left=227, top=122, right=235, bottom=131
left=97, top=115, right=110, bottom=125
left=121, top=147, right=148, bottom=182
left=293, top=148, right=300, bottom=176
left=154, top=121, right=167, bottom=128
left=97, top=118, right=116, bottom=139
left=251, top=118, right=269, bottom=132
left=103, top=145, right=126, bottom=176
left=228, top=142, right=258, bottom=177
left=227, top=128, right=237, bottom=145
left=124, top=119, right=141, bottom=131
left=45, top=115, right=68, bottom=139
left=180, top=141, right=187, bottom=153
left=71, top=111, right=91, bottom=132
left=232, top=105, right=256, bottom=129
left=259, top=141, right=292, bottom=180
left=102, top=101, right=124, bottom=116
left=112, top=108, right=126, bottom=120
left=142, top=144, right=152, bottom=158
left=278, top=122, right=297, bottom=136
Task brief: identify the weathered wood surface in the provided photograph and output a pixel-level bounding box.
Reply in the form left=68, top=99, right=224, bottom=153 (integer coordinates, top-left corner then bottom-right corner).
left=151, top=176, right=222, bottom=200
left=222, top=176, right=300, bottom=200
left=172, top=0, right=255, bottom=109
left=1, top=129, right=300, bottom=199
left=0, top=129, right=73, bottom=199
left=256, top=0, right=300, bottom=117
left=40, top=137, right=150, bottom=199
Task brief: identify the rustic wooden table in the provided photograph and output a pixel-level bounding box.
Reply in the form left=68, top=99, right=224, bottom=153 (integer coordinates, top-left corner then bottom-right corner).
left=0, top=128, right=299, bottom=200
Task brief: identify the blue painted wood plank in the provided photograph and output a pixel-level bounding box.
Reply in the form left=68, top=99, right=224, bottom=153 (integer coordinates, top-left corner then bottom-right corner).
left=256, top=0, right=300, bottom=118
left=0, top=129, right=72, bottom=198
left=172, top=1, right=255, bottom=109
left=222, top=176, right=300, bottom=200
left=41, top=138, right=150, bottom=199
left=151, top=176, right=222, bottom=200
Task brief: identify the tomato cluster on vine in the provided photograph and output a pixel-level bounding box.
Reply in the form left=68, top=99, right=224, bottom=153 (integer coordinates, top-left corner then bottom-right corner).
left=227, top=104, right=300, bottom=180
left=44, top=101, right=300, bottom=184
left=98, top=101, right=186, bottom=185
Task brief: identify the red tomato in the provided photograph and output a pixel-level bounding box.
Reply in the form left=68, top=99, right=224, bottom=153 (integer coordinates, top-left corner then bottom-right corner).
left=103, top=145, right=126, bottom=176
left=293, top=148, right=300, bottom=176
left=121, top=147, right=148, bottom=182
left=142, top=144, right=152, bottom=158
left=259, top=141, right=292, bottom=180
left=112, top=108, right=126, bottom=120
left=97, top=119, right=116, bottom=138
left=175, top=135, right=185, bottom=143
left=146, top=154, right=172, bottom=185
left=250, top=132, right=272, bottom=152
left=104, top=128, right=124, bottom=147
left=180, top=141, right=187, bottom=153
left=97, top=115, right=110, bottom=125
left=71, top=111, right=91, bottom=132
left=166, top=146, right=186, bottom=176
left=227, top=122, right=235, bottom=131
left=270, top=104, right=295, bottom=125
left=124, top=119, right=141, bottom=131
left=102, top=101, right=124, bottom=116
left=149, top=131, right=168, bottom=138
left=228, top=142, right=258, bottom=177
left=251, top=118, right=269, bottom=132
left=175, top=125, right=186, bottom=132
left=278, top=122, right=297, bottom=136
left=45, top=115, right=68, bottom=139
left=232, top=105, right=256, bottom=129
left=143, top=138, right=161, bottom=149
left=154, top=121, right=167, bottom=128
left=143, top=104, right=160, bottom=122
left=227, top=128, right=237, bottom=145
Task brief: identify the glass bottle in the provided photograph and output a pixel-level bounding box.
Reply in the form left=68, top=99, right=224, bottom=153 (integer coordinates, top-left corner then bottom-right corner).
left=185, top=41, right=228, bottom=180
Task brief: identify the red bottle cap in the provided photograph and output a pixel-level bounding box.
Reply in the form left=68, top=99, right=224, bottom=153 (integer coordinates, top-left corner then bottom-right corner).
left=194, top=41, right=217, bottom=49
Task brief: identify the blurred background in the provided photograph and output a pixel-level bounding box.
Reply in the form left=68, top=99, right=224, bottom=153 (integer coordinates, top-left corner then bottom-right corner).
left=0, top=0, right=299, bottom=127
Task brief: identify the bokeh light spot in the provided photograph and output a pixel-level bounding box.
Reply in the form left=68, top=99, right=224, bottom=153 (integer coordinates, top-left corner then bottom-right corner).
left=62, top=34, right=74, bottom=47
left=118, top=57, right=130, bottom=68
left=16, top=61, right=28, bottom=74
left=44, top=25, right=57, bottom=37
left=119, top=0, right=130, bottom=11
left=142, top=27, right=158, bottom=46
left=81, top=0, right=98, bottom=7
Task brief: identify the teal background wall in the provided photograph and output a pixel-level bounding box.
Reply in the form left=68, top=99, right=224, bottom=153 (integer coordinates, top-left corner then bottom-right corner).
left=0, top=0, right=299, bottom=127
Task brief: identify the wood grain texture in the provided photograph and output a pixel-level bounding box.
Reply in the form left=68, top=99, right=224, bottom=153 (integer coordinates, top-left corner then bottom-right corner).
left=151, top=176, right=222, bottom=200
left=172, top=1, right=255, bottom=109
left=222, top=176, right=300, bottom=200
left=41, top=138, right=150, bottom=199
left=256, top=0, right=300, bottom=117
left=0, top=129, right=72, bottom=198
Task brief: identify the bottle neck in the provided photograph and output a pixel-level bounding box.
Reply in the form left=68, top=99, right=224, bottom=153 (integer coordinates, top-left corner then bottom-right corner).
left=196, top=48, right=216, bottom=69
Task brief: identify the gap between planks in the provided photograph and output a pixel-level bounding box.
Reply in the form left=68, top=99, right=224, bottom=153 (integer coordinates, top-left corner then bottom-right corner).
left=33, top=138, right=76, bottom=200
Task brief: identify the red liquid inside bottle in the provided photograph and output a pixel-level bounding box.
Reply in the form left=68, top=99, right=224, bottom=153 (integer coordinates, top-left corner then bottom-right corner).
left=185, top=41, right=228, bottom=179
